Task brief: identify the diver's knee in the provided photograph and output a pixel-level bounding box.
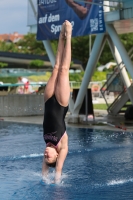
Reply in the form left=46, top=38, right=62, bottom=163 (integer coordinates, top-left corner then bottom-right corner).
left=59, top=67, right=69, bottom=74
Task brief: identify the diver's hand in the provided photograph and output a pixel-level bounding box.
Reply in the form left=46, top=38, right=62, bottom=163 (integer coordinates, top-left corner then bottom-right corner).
left=54, top=172, right=61, bottom=184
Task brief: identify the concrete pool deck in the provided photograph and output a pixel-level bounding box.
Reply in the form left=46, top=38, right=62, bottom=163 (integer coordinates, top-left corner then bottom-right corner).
left=1, top=109, right=133, bottom=132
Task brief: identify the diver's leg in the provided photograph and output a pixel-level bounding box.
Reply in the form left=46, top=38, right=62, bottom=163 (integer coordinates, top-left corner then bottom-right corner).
left=44, top=24, right=66, bottom=102
left=55, top=20, right=72, bottom=106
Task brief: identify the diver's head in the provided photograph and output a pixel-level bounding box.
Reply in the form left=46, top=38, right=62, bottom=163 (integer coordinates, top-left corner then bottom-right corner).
left=44, top=145, right=58, bottom=167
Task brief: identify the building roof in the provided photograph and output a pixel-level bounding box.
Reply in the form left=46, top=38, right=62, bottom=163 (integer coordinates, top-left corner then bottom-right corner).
left=0, top=32, right=24, bottom=43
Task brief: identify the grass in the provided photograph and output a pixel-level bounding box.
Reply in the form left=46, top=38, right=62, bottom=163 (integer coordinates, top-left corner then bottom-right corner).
left=93, top=104, right=108, bottom=110
left=28, top=72, right=51, bottom=82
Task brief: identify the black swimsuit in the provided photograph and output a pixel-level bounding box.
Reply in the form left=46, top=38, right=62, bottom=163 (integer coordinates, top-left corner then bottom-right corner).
left=43, top=95, right=68, bottom=147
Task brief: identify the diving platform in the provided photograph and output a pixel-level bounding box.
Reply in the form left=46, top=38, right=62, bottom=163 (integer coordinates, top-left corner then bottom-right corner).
left=27, top=0, right=133, bottom=122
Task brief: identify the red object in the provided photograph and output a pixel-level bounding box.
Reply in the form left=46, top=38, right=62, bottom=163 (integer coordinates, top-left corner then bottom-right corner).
left=115, top=125, right=127, bottom=131
left=107, top=122, right=127, bottom=131
left=24, top=81, right=29, bottom=90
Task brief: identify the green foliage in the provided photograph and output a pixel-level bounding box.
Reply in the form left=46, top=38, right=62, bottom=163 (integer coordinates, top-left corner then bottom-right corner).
left=91, top=71, right=107, bottom=81
left=0, top=41, right=18, bottom=52
left=26, top=71, right=107, bottom=83
left=70, top=61, right=74, bottom=67
left=93, top=104, right=108, bottom=110
left=16, top=33, right=46, bottom=55
left=28, top=72, right=51, bottom=82
left=0, top=62, right=8, bottom=68
left=19, top=33, right=46, bottom=55
left=71, top=33, right=133, bottom=67
left=1, top=32, right=133, bottom=73
left=99, top=41, right=114, bottom=65
left=0, top=73, right=51, bottom=84
left=51, top=39, right=58, bottom=55
left=71, top=35, right=116, bottom=68
left=29, top=59, right=44, bottom=68
left=69, top=71, right=84, bottom=82
left=120, top=33, right=133, bottom=61
left=0, top=77, right=17, bottom=83
left=71, top=35, right=92, bottom=69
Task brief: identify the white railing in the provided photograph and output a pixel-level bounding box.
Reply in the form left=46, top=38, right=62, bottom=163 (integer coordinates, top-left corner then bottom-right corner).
left=69, top=81, right=105, bottom=89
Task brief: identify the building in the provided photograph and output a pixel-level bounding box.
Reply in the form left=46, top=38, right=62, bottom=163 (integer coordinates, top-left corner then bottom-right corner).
left=0, top=32, right=24, bottom=43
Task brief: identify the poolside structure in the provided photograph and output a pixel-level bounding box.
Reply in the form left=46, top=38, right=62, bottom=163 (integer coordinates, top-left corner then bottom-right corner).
left=0, top=51, right=82, bottom=71
left=28, top=0, right=133, bottom=122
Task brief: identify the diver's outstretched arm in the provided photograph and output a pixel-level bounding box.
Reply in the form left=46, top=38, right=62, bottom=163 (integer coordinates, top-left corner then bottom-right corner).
left=55, top=133, right=68, bottom=183
left=42, top=155, right=49, bottom=178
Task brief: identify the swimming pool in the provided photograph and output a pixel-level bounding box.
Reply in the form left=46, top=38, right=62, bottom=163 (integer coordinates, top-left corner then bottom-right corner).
left=0, top=121, right=133, bottom=200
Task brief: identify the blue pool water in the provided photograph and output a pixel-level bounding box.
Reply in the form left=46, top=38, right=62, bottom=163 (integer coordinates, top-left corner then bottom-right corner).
left=0, top=121, right=133, bottom=200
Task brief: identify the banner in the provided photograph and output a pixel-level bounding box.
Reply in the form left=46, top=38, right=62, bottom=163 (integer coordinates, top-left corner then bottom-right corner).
left=37, top=0, right=105, bottom=40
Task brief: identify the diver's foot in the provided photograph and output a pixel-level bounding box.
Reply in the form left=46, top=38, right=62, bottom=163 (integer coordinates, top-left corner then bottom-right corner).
left=64, top=20, right=72, bottom=38
left=60, top=22, right=66, bottom=39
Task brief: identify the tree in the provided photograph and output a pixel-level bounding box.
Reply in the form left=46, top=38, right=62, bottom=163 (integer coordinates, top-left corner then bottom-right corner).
left=99, top=41, right=114, bottom=65
left=29, top=59, right=44, bottom=70
left=120, top=33, right=133, bottom=61
left=0, top=62, right=8, bottom=68
left=71, top=35, right=91, bottom=69
left=71, top=35, right=115, bottom=69
left=1, top=32, right=133, bottom=68
left=0, top=41, right=18, bottom=52
left=16, top=33, right=46, bottom=55
left=69, top=71, right=84, bottom=82
left=0, top=62, right=8, bottom=73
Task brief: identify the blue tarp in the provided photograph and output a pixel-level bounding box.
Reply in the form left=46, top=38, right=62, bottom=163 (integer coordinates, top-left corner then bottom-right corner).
left=37, top=0, right=105, bottom=40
